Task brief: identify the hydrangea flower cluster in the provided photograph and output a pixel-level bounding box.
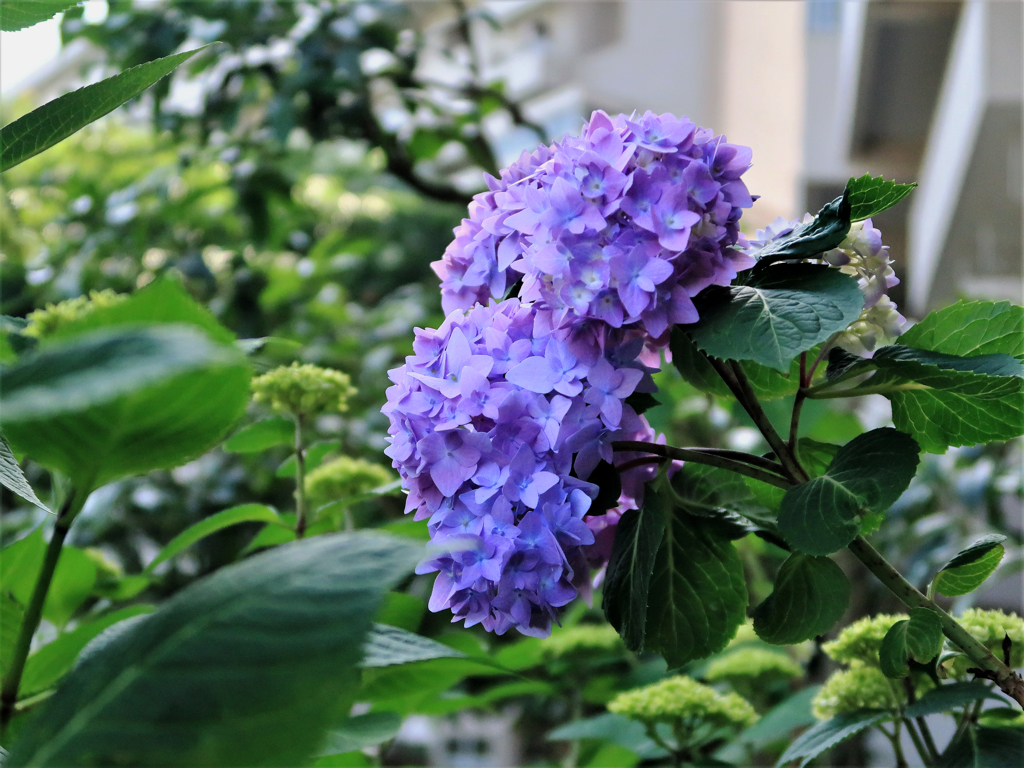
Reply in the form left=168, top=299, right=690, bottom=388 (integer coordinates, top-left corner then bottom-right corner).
left=705, top=647, right=802, bottom=685
left=386, top=110, right=757, bottom=637
left=384, top=298, right=659, bottom=637
left=812, top=665, right=906, bottom=720
left=22, top=289, right=126, bottom=339
left=540, top=623, right=623, bottom=659
left=432, top=110, right=756, bottom=354
left=945, top=608, right=1024, bottom=678
left=748, top=217, right=905, bottom=356
left=821, top=613, right=907, bottom=667
left=607, top=676, right=758, bottom=730
left=304, top=456, right=394, bottom=505
left=252, top=363, right=356, bottom=419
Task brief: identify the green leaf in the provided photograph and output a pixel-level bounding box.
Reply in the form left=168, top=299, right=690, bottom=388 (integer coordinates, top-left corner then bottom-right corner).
left=751, top=193, right=852, bottom=266
left=375, top=593, right=425, bottom=633
left=0, top=326, right=251, bottom=489
left=358, top=657, right=506, bottom=714
left=360, top=624, right=466, bottom=668
left=932, top=534, right=1007, bottom=597
left=899, top=299, right=1023, bottom=358
left=779, top=428, right=920, bottom=555
left=0, top=1, right=80, bottom=32
left=548, top=713, right=669, bottom=760
left=20, top=605, right=154, bottom=696
left=42, top=546, right=96, bottom=627
left=879, top=609, right=943, bottom=679
left=735, top=686, right=820, bottom=749
left=669, top=463, right=782, bottom=541
left=320, top=712, right=402, bottom=756
left=6, top=533, right=421, bottom=768
left=0, top=593, right=25, bottom=680
left=276, top=440, right=342, bottom=478
left=845, top=174, right=916, bottom=221
left=603, top=490, right=666, bottom=652
left=668, top=328, right=802, bottom=400
left=0, top=432, right=49, bottom=512
left=645, top=506, right=748, bottom=667
left=416, top=679, right=555, bottom=716
left=905, top=681, right=1001, bottom=719
left=144, top=504, right=281, bottom=574
left=775, top=709, right=887, bottom=767
left=0, top=528, right=46, bottom=606
left=685, top=264, right=863, bottom=371
left=223, top=418, right=295, bottom=453
left=939, top=726, right=1024, bottom=768
left=752, top=554, right=850, bottom=644
left=1, top=47, right=210, bottom=173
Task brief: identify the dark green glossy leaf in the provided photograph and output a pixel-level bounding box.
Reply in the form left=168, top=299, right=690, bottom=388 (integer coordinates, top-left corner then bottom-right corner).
left=320, top=712, right=402, bottom=756
left=0, top=432, right=49, bottom=512
left=144, top=504, right=281, bottom=574
left=360, top=624, right=465, bottom=668
left=223, top=419, right=295, bottom=453
left=0, top=1, right=79, bottom=32
left=779, top=428, right=919, bottom=555
left=670, top=463, right=782, bottom=540
left=905, top=681, right=1002, bottom=719
left=7, top=533, right=421, bottom=768
left=685, top=264, right=863, bottom=371
left=624, top=391, right=659, bottom=415
left=751, top=193, right=851, bottom=266
left=879, top=609, right=943, bottom=678
left=588, top=460, right=623, bottom=518
left=603, top=491, right=665, bottom=652
left=1, top=47, right=209, bottom=173
left=845, top=174, right=916, bottom=221
left=0, top=326, right=250, bottom=489
left=753, top=554, right=850, bottom=644
left=776, top=709, right=887, bottom=767
left=932, top=534, right=1007, bottom=597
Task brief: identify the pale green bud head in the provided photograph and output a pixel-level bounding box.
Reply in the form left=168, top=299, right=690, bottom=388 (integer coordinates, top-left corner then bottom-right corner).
left=22, top=289, right=127, bottom=338
left=945, top=608, right=1024, bottom=678
left=823, top=613, right=908, bottom=668
left=812, top=666, right=905, bottom=720
left=540, top=624, right=622, bottom=659
left=607, top=676, right=758, bottom=731
left=304, top=456, right=393, bottom=504
left=705, top=648, right=802, bottom=685
left=251, top=363, right=356, bottom=419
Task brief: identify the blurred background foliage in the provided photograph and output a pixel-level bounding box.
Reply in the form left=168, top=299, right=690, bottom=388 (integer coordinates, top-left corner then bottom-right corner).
left=1, top=2, right=1020, bottom=765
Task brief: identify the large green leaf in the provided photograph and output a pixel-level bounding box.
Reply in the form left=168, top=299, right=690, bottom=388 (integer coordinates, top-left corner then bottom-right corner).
left=670, top=463, right=783, bottom=541
left=845, top=174, right=916, bottom=222
left=669, top=328, right=801, bottom=400
left=0, top=528, right=46, bottom=606
left=1, top=48, right=209, bottom=173
left=904, top=681, right=1001, bottom=718
left=0, top=593, right=25, bottom=680
left=7, top=533, right=421, bottom=768
left=360, top=624, right=466, bottom=668
left=0, top=1, right=79, bottom=32
left=685, top=264, right=863, bottom=371
left=320, top=713, right=402, bottom=756
left=42, top=545, right=97, bottom=627
left=752, top=554, right=850, bottom=644
left=644, top=508, right=748, bottom=667
left=0, top=326, right=250, bottom=489
left=898, top=299, right=1023, bottom=358
left=778, top=428, right=919, bottom=555
left=775, top=710, right=887, bottom=767
left=358, top=657, right=507, bottom=714
left=750, top=193, right=851, bottom=266
left=879, top=608, right=943, bottom=679
left=931, top=534, right=1007, bottom=597
left=20, top=605, right=154, bottom=696
left=144, top=504, right=281, bottom=574
left=0, top=432, right=49, bottom=512
left=603, top=492, right=665, bottom=653
left=223, top=419, right=295, bottom=453
left=939, top=726, right=1024, bottom=768
left=548, top=713, right=669, bottom=760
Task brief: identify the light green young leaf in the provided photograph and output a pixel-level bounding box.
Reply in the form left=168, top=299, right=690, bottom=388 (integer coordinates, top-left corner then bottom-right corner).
left=375, top=593, right=425, bottom=633
left=753, top=554, right=850, bottom=645
left=42, top=545, right=97, bottom=627
left=144, top=504, right=281, bottom=574
left=931, top=534, right=1007, bottom=597
left=775, top=710, right=887, bottom=767
left=778, top=428, right=919, bottom=555
left=20, top=605, right=154, bottom=696
left=1, top=326, right=251, bottom=489
left=223, top=418, right=295, bottom=453
left=879, top=609, right=943, bottom=679
left=0, top=1, right=79, bottom=32
left=845, top=174, right=916, bottom=221
left=360, top=624, right=466, bottom=668
left=0, top=432, right=49, bottom=512
left=320, top=712, right=403, bottom=756
left=1, top=47, right=210, bottom=173
left=0, top=528, right=46, bottom=606
left=7, top=533, right=422, bottom=768
left=685, top=264, right=863, bottom=371
left=898, top=299, right=1023, bottom=358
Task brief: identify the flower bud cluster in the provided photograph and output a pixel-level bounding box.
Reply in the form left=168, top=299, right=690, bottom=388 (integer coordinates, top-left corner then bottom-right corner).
left=607, top=675, right=758, bottom=730
left=945, top=608, right=1024, bottom=678
left=540, top=623, right=623, bottom=659
left=812, top=666, right=905, bottom=720
left=822, top=613, right=907, bottom=668
left=22, top=289, right=127, bottom=338
left=705, top=647, right=802, bottom=685
left=252, top=363, right=356, bottom=419
left=304, top=455, right=394, bottom=504
left=432, top=110, right=755, bottom=352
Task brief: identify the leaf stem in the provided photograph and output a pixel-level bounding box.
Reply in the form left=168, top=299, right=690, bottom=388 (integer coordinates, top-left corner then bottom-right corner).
left=902, top=715, right=933, bottom=767
left=847, top=536, right=1024, bottom=708
left=611, top=441, right=792, bottom=489
left=789, top=353, right=808, bottom=453
left=294, top=417, right=309, bottom=539
left=0, top=489, right=85, bottom=732
left=802, top=381, right=929, bottom=400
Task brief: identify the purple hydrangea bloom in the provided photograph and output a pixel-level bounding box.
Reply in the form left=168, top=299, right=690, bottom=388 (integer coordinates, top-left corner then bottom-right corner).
left=431, top=110, right=756, bottom=348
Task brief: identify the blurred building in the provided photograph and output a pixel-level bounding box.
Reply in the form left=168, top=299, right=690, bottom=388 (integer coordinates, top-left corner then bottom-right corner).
left=416, top=0, right=1023, bottom=315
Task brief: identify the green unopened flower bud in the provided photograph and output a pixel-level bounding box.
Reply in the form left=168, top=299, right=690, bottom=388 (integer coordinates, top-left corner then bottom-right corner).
left=540, top=624, right=622, bottom=659
left=945, top=608, right=1024, bottom=678
left=304, top=455, right=393, bottom=504
left=812, top=666, right=905, bottom=720
left=823, top=614, right=908, bottom=668
left=607, top=676, right=758, bottom=731
left=251, top=363, right=356, bottom=420
left=22, top=289, right=127, bottom=338
left=705, top=648, right=802, bottom=685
